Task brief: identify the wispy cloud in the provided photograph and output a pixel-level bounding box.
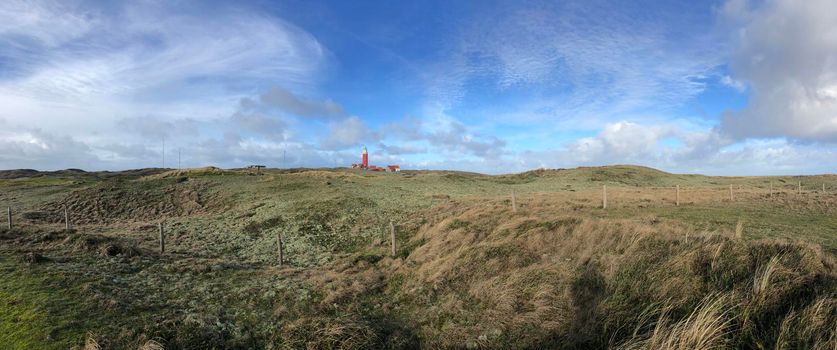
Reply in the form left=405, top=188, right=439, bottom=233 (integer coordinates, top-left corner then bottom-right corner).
left=423, top=1, right=724, bottom=120
left=0, top=1, right=327, bottom=131
left=0, top=0, right=96, bottom=48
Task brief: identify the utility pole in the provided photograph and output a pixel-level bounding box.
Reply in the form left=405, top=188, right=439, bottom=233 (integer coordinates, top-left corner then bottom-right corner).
left=162, top=136, right=166, bottom=169
left=178, top=148, right=181, bottom=169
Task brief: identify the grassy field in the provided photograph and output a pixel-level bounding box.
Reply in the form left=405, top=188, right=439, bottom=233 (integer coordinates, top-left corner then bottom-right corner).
left=0, top=165, right=835, bottom=349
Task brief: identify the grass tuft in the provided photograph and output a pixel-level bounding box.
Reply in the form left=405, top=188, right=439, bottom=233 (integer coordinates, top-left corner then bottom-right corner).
left=619, top=294, right=734, bottom=350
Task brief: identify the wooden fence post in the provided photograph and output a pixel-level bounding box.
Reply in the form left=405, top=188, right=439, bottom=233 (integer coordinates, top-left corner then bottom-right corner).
left=277, top=232, right=284, bottom=266
left=798, top=181, right=802, bottom=195
left=64, top=208, right=70, bottom=230
left=823, top=184, right=826, bottom=192
left=729, top=184, right=733, bottom=201
left=6, top=207, right=10, bottom=230
left=389, top=220, right=397, bottom=257
left=602, top=185, right=607, bottom=209
left=676, top=185, right=680, bottom=206
left=158, top=223, right=165, bottom=254
left=511, top=190, right=517, bottom=212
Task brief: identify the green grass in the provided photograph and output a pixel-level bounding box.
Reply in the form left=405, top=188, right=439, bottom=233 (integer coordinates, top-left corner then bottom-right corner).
left=0, top=178, right=76, bottom=187
left=603, top=203, right=837, bottom=249
left=0, top=259, right=90, bottom=349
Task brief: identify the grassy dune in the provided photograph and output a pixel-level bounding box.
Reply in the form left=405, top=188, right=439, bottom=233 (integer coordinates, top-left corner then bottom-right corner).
left=0, top=166, right=835, bottom=349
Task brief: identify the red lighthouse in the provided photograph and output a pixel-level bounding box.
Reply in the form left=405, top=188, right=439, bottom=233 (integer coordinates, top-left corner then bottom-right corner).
left=361, top=146, right=369, bottom=168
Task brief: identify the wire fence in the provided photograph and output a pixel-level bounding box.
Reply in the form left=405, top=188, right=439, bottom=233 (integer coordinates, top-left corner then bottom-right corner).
left=3, top=182, right=832, bottom=265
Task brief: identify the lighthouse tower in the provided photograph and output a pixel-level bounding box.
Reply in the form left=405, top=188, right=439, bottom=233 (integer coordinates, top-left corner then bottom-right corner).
left=362, top=146, right=368, bottom=168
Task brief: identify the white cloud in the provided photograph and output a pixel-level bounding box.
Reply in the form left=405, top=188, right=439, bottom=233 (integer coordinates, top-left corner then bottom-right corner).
left=320, top=116, right=379, bottom=150
left=563, top=122, right=673, bottom=165
left=719, top=0, right=837, bottom=142
left=498, top=122, right=831, bottom=176
left=0, top=127, right=97, bottom=170
left=686, top=139, right=836, bottom=175
left=720, top=75, right=746, bottom=92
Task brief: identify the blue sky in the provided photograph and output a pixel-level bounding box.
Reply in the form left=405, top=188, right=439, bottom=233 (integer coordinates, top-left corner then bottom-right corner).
left=0, top=0, right=835, bottom=174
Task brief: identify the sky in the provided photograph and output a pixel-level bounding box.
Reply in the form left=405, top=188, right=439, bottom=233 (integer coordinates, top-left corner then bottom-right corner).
left=0, top=0, right=835, bottom=175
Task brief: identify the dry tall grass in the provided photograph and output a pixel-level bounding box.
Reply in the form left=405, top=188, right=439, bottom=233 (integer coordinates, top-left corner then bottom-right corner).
left=618, top=294, right=734, bottom=350
left=382, top=198, right=837, bottom=349
left=752, top=255, right=781, bottom=296
left=278, top=315, right=382, bottom=349
left=774, top=298, right=837, bottom=350
left=83, top=333, right=166, bottom=350
left=83, top=332, right=101, bottom=350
